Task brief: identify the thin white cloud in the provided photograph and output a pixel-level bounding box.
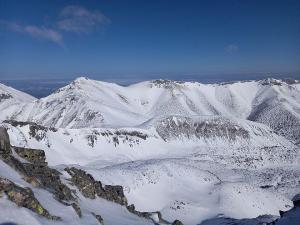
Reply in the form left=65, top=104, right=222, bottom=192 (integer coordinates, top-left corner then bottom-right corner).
left=24, top=26, right=63, bottom=45
left=58, top=5, right=110, bottom=33
left=225, top=44, right=239, bottom=52
left=0, top=20, right=23, bottom=32
left=0, top=5, right=109, bottom=45
left=0, top=20, right=63, bottom=45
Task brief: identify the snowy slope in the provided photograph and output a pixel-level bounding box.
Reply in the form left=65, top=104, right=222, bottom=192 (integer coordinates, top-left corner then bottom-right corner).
left=0, top=157, right=155, bottom=225
left=1, top=119, right=299, bottom=225
left=0, top=83, right=36, bottom=122
left=2, top=117, right=298, bottom=168
left=0, top=77, right=299, bottom=225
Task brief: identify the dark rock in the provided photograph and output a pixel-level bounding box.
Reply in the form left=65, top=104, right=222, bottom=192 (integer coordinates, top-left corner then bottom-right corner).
left=0, top=127, right=11, bottom=155
left=65, top=167, right=127, bottom=205
left=3, top=120, right=57, bottom=143
left=71, top=202, right=82, bottom=217
left=126, top=204, right=150, bottom=218
left=22, top=163, right=75, bottom=202
left=292, top=193, right=300, bottom=207
left=14, top=147, right=47, bottom=165
left=0, top=177, right=61, bottom=220
left=65, top=167, right=98, bottom=199
left=0, top=154, right=28, bottom=175
left=102, top=185, right=127, bottom=205
left=172, top=219, right=184, bottom=225
left=0, top=93, right=13, bottom=102
left=279, top=210, right=286, bottom=217
left=126, top=204, right=165, bottom=223
left=12, top=147, right=75, bottom=203
left=92, top=212, right=104, bottom=225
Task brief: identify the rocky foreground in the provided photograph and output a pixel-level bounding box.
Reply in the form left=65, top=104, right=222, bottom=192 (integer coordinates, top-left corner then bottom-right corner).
left=0, top=127, right=183, bottom=225
left=0, top=126, right=299, bottom=225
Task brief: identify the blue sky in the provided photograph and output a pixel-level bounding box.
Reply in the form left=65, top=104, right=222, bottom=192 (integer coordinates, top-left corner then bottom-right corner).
left=0, top=0, right=299, bottom=80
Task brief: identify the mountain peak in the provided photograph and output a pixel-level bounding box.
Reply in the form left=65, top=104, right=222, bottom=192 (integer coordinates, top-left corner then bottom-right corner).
left=74, top=76, right=90, bottom=82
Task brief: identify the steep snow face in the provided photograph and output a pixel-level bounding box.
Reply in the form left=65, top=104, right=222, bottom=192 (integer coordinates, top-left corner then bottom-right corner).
left=0, top=83, right=36, bottom=122
left=1, top=78, right=300, bottom=143
left=248, top=80, right=300, bottom=144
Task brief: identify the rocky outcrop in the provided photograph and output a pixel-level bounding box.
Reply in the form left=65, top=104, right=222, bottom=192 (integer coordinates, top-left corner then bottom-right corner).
left=156, top=116, right=250, bottom=142
left=102, top=185, right=127, bottom=205
left=13, top=146, right=75, bottom=203
left=126, top=204, right=165, bottom=223
left=71, top=202, right=82, bottom=217
left=0, top=177, right=60, bottom=220
left=172, top=220, right=184, bottom=225
left=0, top=128, right=75, bottom=204
left=0, top=127, right=11, bottom=154
left=0, top=127, right=164, bottom=224
left=92, top=212, right=104, bottom=225
left=65, top=167, right=127, bottom=205
left=292, top=193, right=300, bottom=207
left=14, top=147, right=46, bottom=165
left=65, top=167, right=100, bottom=199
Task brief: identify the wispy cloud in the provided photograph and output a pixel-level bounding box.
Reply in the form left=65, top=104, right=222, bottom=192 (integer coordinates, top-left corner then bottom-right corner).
left=0, top=5, right=110, bottom=46
left=24, top=26, right=63, bottom=45
left=0, top=20, right=63, bottom=45
left=57, top=5, right=110, bottom=33
left=224, top=44, right=239, bottom=53
left=0, top=20, right=23, bottom=32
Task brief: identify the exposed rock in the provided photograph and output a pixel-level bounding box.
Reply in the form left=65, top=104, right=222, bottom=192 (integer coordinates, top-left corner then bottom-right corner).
left=71, top=202, right=82, bottom=217
left=102, top=185, right=127, bottom=205
left=65, top=167, right=128, bottom=205
left=156, top=116, right=250, bottom=142
left=172, top=219, right=184, bottom=225
left=3, top=120, right=57, bottom=132
left=3, top=120, right=56, bottom=144
left=92, top=212, right=104, bottom=225
left=14, top=147, right=47, bottom=165
left=0, top=127, right=11, bottom=154
left=0, top=128, right=74, bottom=204
left=150, top=79, right=184, bottom=89
left=0, top=93, right=13, bottom=102
left=65, top=167, right=99, bottom=199
left=0, top=177, right=60, bottom=220
left=292, top=193, right=300, bottom=207
left=126, top=204, right=164, bottom=223
left=22, top=163, right=75, bottom=202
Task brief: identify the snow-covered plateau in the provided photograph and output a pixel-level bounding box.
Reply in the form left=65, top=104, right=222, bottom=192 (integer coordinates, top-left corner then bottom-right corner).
left=0, top=77, right=299, bottom=225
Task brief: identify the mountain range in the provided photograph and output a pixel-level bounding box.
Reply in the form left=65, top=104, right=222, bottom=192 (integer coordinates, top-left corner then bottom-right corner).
left=0, top=77, right=299, bottom=225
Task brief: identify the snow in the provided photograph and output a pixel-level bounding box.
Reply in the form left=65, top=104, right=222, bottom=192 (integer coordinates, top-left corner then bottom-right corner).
left=0, top=77, right=299, bottom=225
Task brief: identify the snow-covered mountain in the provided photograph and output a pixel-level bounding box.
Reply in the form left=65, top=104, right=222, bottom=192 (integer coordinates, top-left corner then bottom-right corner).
left=0, top=77, right=299, bottom=225
left=1, top=77, right=299, bottom=142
